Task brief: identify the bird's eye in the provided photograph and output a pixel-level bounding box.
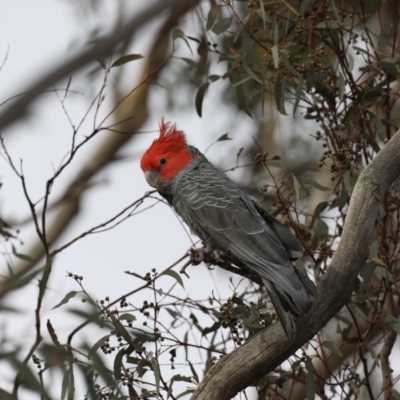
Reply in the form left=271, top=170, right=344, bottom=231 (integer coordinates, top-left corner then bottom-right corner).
left=159, top=158, right=167, bottom=165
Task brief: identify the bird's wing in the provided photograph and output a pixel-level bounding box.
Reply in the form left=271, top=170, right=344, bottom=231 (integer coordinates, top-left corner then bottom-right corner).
left=251, top=200, right=303, bottom=260
left=177, top=166, right=310, bottom=312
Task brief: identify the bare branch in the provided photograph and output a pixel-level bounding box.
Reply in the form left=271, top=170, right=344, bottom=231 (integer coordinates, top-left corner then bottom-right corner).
left=0, top=0, right=199, bottom=131
left=191, top=128, right=400, bottom=400
left=0, top=1, right=198, bottom=301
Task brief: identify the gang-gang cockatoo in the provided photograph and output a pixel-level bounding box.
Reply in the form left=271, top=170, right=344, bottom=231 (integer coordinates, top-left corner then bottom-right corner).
left=140, top=120, right=316, bottom=337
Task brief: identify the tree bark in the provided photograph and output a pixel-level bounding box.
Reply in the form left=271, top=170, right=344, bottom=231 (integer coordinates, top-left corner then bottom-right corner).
left=191, top=129, right=400, bottom=400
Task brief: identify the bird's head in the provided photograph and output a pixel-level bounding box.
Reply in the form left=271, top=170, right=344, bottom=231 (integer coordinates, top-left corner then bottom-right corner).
left=140, top=119, right=193, bottom=190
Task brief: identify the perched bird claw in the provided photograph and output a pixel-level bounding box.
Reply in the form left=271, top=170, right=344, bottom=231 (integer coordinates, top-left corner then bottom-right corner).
left=211, top=250, right=221, bottom=262
left=179, top=248, right=206, bottom=278
left=191, top=248, right=205, bottom=264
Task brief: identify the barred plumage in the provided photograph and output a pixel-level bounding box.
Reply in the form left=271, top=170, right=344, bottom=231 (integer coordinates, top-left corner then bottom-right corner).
left=141, top=121, right=316, bottom=337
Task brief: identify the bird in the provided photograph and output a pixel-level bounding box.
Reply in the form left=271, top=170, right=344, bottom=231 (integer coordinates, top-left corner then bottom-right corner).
left=140, top=119, right=316, bottom=337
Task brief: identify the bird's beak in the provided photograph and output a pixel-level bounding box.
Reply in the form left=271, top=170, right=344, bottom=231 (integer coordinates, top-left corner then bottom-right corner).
left=144, top=170, right=160, bottom=188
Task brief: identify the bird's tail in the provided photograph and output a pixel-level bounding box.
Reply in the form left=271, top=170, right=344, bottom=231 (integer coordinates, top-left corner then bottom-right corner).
left=262, top=278, right=296, bottom=338
left=262, top=273, right=316, bottom=338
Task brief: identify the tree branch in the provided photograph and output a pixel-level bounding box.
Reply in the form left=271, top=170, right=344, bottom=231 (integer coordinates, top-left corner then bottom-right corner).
left=0, top=1, right=198, bottom=300
left=191, top=128, right=400, bottom=400
left=0, top=0, right=198, bottom=131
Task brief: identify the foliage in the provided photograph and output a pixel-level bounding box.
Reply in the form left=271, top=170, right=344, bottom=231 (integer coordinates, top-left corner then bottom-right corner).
left=1, top=0, right=400, bottom=399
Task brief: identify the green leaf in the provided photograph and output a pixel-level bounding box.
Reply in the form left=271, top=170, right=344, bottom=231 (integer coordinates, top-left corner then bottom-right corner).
left=316, top=20, right=340, bottom=29
left=195, top=82, right=209, bottom=117
left=256, top=7, right=273, bottom=23
left=271, top=45, right=279, bottom=69
left=10, top=356, right=43, bottom=393
left=119, top=313, right=136, bottom=322
left=234, top=74, right=252, bottom=117
left=274, top=77, right=287, bottom=115
left=343, top=170, right=359, bottom=194
left=206, top=5, right=222, bottom=30
left=359, top=262, right=376, bottom=288
left=217, top=133, right=231, bottom=141
left=348, top=54, right=354, bottom=72
left=300, top=0, right=315, bottom=15
left=10, top=268, right=42, bottom=291
left=236, top=147, right=244, bottom=161
left=305, top=73, right=328, bottom=84
left=383, top=315, right=400, bottom=335
left=292, top=175, right=301, bottom=202
left=374, top=264, right=395, bottom=283
left=315, top=219, right=329, bottom=241
left=303, top=178, right=331, bottom=191
left=172, top=28, right=192, bottom=54
left=209, top=74, right=220, bottom=82
left=231, top=306, right=248, bottom=318
left=12, top=251, right=35, bottom=263
left=52, top=291, right=79, bottom=310
left=86, top=348, right=115, bottom=387
left=322, top=340, right=343, bottom=357
left=205, top=356, right=216, bottom=373
left=111, top=54, right=143, bottom=68
left=188, top=360, right=199, bottom=383
left=202, top=322, right=220, bottom=336
left=129, top=385, right=140, bottom=399
left=280, top=49, right=300, bottom=76
left=172, top=374, right=193, bottom=383
left=379, top=59, right=398, bottom=78
left=161, top=269, right=185, bottom=289
left=186, top=35, right=201, bottom=44
left=180, top=57, right=198, bottom=68
left=165, top=307, right=178, bottom=319
left=243, top=60, right=263, bottom=84
left=47, top=319, right=61, bottom=347
left=338, top=71, right=345, bottom=100
left=293, top=77, right=303, bottom=116
left=88, top=334, right=111, bottom=359
left=141, top=390, right=156, bottom=398
left=113, top=348, right=125, bottom=380
left=305, top=358, right=316, bottom=400
left=61, top=369, right=70, bottom=400
left=314, top=201, right=329, bottom=218
left=152, top=359, right=161, bottom=396
left=212, top=17, right=232, bottom=35
left=392, top=389, right=400, bottom=400
left=258, top=0, right=266, bottom=29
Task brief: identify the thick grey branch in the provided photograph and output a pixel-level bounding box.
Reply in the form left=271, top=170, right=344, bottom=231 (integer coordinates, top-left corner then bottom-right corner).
left=191, top=129, right=400, bottom=400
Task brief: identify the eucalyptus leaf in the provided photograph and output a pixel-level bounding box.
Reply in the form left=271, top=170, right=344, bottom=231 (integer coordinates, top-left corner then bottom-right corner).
left=217, top=133, right=232, bottom=141
left=161, top=269, right=185, bottom=289
left=111, top=54, right=143, bottom=68
left=212, top=17, right=232, bottom=35
left=305, top=358, right=316, bottom=400
left=52, top=291, right=79, bottom=310
left=195, top=82, right=209, bottom=117
left=322, top=340, right=343, bottom=357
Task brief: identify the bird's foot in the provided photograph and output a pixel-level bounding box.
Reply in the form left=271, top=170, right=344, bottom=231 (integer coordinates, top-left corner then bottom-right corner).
left=180, top=248, right=224, bottom=277
left=205, top=250, right=223, bottom=270
left=180, top=248, right=205, bottom=278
